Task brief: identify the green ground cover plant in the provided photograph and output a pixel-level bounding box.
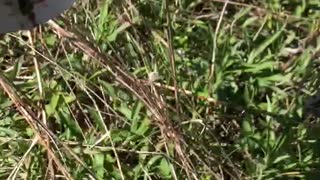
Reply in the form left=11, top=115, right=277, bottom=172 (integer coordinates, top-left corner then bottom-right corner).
left=0, top=0, right=320, bottom=179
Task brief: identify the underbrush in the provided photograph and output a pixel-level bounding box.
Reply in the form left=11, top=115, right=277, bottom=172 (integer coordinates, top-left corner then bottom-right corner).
left=0, top=0, right=319, bottom=179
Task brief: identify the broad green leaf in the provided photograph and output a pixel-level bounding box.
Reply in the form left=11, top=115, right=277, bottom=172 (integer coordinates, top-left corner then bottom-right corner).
left=135, top=117, right=150, bottom=135
left=45, top=93, right=61, bottom=117
left=158, top=158, right=171, bottom=177
left=248, top=25, right=285, bottom=63
left=93, top=153, right=105, bottom=179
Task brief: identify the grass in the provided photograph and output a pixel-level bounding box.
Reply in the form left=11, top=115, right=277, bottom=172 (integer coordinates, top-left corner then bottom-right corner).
left=0, top=0, right=320, bottom=179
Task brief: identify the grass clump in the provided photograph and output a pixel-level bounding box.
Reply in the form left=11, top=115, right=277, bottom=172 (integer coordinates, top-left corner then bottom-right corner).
left=0, top=0, right=320, bottom=179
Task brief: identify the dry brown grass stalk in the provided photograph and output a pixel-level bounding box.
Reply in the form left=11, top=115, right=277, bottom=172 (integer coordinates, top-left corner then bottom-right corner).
left=0, top=73, right=73, bottom=180
left=48, top=19, right=197, bottom=178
